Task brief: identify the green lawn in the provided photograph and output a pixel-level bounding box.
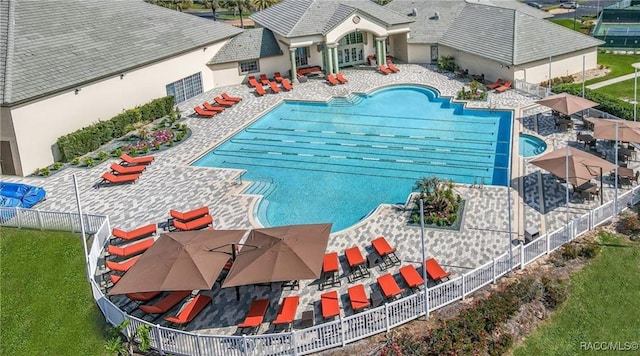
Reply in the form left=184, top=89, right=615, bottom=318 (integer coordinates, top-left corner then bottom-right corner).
left=513, top=233, right=640, bottom=355
left=0, top=228, right=109, bottom=355
left=588, top=53, right=640, bottom=85
left=597, top=78, right=638, bottom=100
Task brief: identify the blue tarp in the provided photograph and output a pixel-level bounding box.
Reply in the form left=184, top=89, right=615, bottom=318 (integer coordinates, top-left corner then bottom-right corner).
left=0, top=182, right=46, bottom=208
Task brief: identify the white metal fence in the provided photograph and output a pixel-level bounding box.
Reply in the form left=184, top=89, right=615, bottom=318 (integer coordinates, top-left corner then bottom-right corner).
left=3, top=185, right=640, bottom=356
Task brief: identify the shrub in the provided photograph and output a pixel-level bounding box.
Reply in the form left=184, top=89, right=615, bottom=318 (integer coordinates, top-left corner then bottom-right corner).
left=97, top=151, right=108, bottom=161
left=52, top=162, right=63, bottom=170
left=578, top=241, right=600, bottom=259
left=83, top=157, right=95, bottom=167
left=488, top=334, right=513, bottom=356
left=71, top=157, right=80, bottom=166
left=542, top=277, right=568, bottom=309
left=561, top=243, right=580, bottom=260
left=553, top=84, right=634, bottom=121
left=112, top=147, right=122, bottom=158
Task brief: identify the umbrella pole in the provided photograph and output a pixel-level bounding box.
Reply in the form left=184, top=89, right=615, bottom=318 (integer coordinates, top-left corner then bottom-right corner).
left=600, top=167, right=603, bottom=206
left=235, top=286, right=240, bottom=301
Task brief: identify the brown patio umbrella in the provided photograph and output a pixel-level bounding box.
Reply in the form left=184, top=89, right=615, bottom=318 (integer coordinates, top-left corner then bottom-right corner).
left=535, top=93, right=598, bottom=116
left=108, top=229, right=247, bottom=295
left=592, top=119, right=640, bottom=143
left=221, top=223, right=332, bottom=288
left=529, top=146, right=616, bottom=187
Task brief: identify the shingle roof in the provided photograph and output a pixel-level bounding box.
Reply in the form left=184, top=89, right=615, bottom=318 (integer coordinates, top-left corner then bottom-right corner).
left=0, top=0, right=243, bottom=105
left=208, top=28, right=283, bottom=65
left=385, top=0, right=466, bottom=44
left=250, top=0, right=413, bottom=38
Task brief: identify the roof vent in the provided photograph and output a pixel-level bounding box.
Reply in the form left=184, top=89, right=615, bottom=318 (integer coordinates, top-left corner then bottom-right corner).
left=408, top=8, right=417, bottom=16
left=430, top=11, right=439, bottom=20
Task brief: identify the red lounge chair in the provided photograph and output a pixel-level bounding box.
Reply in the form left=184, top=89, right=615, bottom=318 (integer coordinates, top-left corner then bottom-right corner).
left=221, top=92, right=242, bottom=102
left=372, top=236, right=400, bottom=268
left=272, top=296, right=300, bottom=330
left=214, top=97, right=235, bottom=107
left=268, top=81, right=280, bottom=93
left=345, top=246, right=369, bottom=281
left=494, top=80, right=512, bottom=93
left=248, top=76, right=260, bottom=88
left=110, top=163, right=146, bottom=175
left=321, top=252, right=340, bottom=289
left=139, top=290, right=192, bottom=314
left=193, top=106, right=216, bottom=117
left=120, top=153, right=154, bottom=166
left=255, top=85, right=267, bottom=96
left=486, top=78, right=503, bottom=90
left=110, top=274, right=121, bottom=284
left=101, top=172, right=140, bottom=185
left=112, top=223, right=156, bottom=241
left=425, top=258, right=451, bottom=282
left=170, top=206, right=209, bottom=222
left=202, top=102, right=226, bottom=112
left=379, top=65, right=392, bottom=75
left=237, top=299, right=269, bottom=333
left=126, top=291, right=160, bottom=302
left=273, top=72, right=284, bottom=83
left=281, top=78, right=293, bottom=91
left=107, top=238, right=154, bottom=258
left=326, top=74, right=339, bottom=86
left=377, top=273, right=405, bottom=300
left=387, top=61, right=400, bottom=73
left=336, top=72, right=348, bottom=84
left=260, top=73, right=270, bottom=85
left=347, top=284, right=370, bottom=312
left=399, top=265, right=424, bottom=290
left=164, top=294, right=212, bottom=325
left=320, top=291, right=340, bottom=319
left=173, top=215, right=213, bottom=231
left=105, top=255, right=141, bottom=272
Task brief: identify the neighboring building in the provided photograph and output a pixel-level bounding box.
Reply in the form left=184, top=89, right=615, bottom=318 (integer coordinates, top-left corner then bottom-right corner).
left=0, top=0, right=604, bottom=177
left=593, top=0, right=640, bottom=49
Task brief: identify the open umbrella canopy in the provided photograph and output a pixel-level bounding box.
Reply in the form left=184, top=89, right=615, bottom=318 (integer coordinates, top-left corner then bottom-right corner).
left=108, top=229, right=247, bottom=295
left=221, top=223, right=332, bottom=288
left=535, top=93, right=598, bottom=116
left=593, top=119, right=640, bottom=143
left=529, top=146, right=616, bottom=186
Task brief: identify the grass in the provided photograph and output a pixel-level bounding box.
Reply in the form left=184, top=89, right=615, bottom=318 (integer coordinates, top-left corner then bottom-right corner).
left=513, top=232, right=640, bottom=355
left=0, top=228, right=109, bottom=355
left=550, top=19, right=590, bottom=34
left=596, top=78, right=638, bottom=100
left=587, top=53, right=640, bottom=85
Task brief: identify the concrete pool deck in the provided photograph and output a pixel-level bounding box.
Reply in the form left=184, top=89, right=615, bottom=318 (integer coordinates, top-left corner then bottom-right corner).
left=2, top=63, right=636, bottom=336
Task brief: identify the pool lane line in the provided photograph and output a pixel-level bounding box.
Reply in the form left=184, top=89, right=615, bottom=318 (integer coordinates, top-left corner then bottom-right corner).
left=284, top=110, right=500, bottom=125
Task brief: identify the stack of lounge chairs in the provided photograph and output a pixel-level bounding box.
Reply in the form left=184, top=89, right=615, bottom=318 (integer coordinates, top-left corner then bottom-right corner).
left=249, top=72, right=295, bottom=96
left=379, top=62, right=399, bottom=75
left=100, top=154, right=154, bottom=186
left=327, top=73, right=348, bottom=85
left=168, top=206, right=213, bottom=231
left=193, top=93, right=242, bottom=117
left=105, top=222, right=158, bottom=284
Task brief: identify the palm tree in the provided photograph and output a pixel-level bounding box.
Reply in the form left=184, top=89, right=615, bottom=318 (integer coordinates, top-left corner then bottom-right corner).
left=251, top=0, right=280, bottom=11
left=205, top=0, right=223, bottom=20
left=221, top=0, right=251, bottom=28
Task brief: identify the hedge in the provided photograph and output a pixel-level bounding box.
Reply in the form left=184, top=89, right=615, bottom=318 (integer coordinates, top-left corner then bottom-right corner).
left=56, top=96, right=175, bottom=162
left=552, top=84, right=634, bottom=121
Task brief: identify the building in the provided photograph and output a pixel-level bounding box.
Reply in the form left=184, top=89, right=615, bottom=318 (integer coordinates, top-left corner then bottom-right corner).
left=593, top=0, right=640, bottom=49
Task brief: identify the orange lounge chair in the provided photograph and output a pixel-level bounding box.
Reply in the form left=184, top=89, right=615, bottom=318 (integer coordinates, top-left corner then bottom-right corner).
left=101, top=172, right=140, bottom=185
left=105, top=255, right=141, bottom=272
left=139, top=290, right=192, bottom=314
left=255, top=85, right=267, bottom=96
left=110, top=163, right=146, bottom=175
left=110, top=274, right=121, bottom=284
left=221, top=92, right=242, bottom=102
left=379, top=65, right=392, bottom=75
left=345, top=246, right=369, bottom=281
left=112, top=223, right=156, bottom=241
left=326, top=74, right=339, bottom=86
left=272, top=296, right=300, bottom=330
left=126, top=291, right=161, bottom=302
left=273, top=72, right=284, bottom=83
left=321, top=252, right=341, bottom=289
left=336, top=72, right=348, bottom=84
left=425, top=258, right=451, bottom=282
left=107, top=238, right=154, bottom=258
left=172, top=215, right=213, bottom=231
left=202, top=102, right=226, bottom=112
left=248, top=76, right=260, bottom=88
left=170, top=206, right=209, bottom=222
left=494, top=80, right=512, bottom=93
left=399, top=265, right=424, bottom=290
left=281, top=78, right=293, bottom=91
left=193, top=106, right=216, bottom=117
left=377, top=273, right=405, bottom=300
left=164, top=294, right=212, bottom=325
left=237, top=299, right=270, bottom=333
left=485, top=78, right=503, bottom=90
left=387, top=61, right=400, bottom=73
left=320, top=291, right=340, bottom=319
left=347, top=284, right=370, bottom=312
left=372, top=236, right=400, bottom=268
left=214, top=96, right=235, bottom=107
left=120, top=153, right=154, bottom=166
left=259, top=73, right=270, bottom=85
left=268, top=81, right=281, bottom=93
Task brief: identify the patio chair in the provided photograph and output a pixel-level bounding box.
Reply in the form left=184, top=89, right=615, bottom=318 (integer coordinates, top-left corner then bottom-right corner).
left=193, top=106, right=217, bottom=117
left=107, top=238, right=154, bottom=258
left=268, top=81, right=281, bottom=93
left=377, top=273, right=405, bottom=300
left=105, top=255, right=141, bottom=272
left=272, top=296, right=300, bottom=331
left=120, top=153, right=154, bottom=166
left=101, top=172, right=141, bottom=185
left=379, top=65, right=392, bottom=75
left=372, top=236, right=400, bottom=269
left=172, top=215, right=213, bottom=231
left=237, top=299, right=270, bottom=334
left=281, top=78, right=293, bottom=91
left=139, top=290, right=192, bottom=314
left=344, top=246, right=370, bottom=282
left=214, top=96, right=235, bottom=107
left=260, top=73, right=270, bottom=85
left=326, top=74, right=339, bottom=86
left=248, top=76, right=260, bottom=88
left=336, top=72, right=348, bottom=84
left=110, top=163, right=146, bottom=175
left=164, top=294, right=212, bottom=325
left=321, top=252, right=341, bottom=289
left=386, top=61, right=400, bottom=73
left=320, top=290, right=340, bottom=319
left=494, top=80, right=512, bottom=93
left=425, top=258, right=451, bottom=283
left=170, top=206, right=209, bottom=222
left=255, top=85, right=267, bottom=96
left=126, top=291, right=161, bottom=302
left=112, top=223, right=157, bottom=241
left=399, top=265, right=424, bottom=291
left=485, top=78, right=503, bottom=90
left=221, top=92, right=242, bottom=102
left=202, top=102, right=226, bottom=112
left=347, top=284, right=370, bottom=312
left=273, top=72, right=284, bottom=83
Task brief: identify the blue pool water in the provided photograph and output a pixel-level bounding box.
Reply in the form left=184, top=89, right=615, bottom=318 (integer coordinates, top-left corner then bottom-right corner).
left=193, top=85, right=513, bottom=231
left=519, top=134, right=547, bottom=157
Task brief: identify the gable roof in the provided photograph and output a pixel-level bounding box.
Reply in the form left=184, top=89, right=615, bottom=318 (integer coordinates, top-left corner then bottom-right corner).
left=208, top=28, right=283, bottom=65
left=250, top=0, right=413, bottom=38
left=0, top=0, right=243, bottom=105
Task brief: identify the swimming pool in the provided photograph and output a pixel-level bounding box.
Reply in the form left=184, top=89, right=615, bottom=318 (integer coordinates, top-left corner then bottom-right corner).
left=519, top=134, right=547, bottom=157
left=193, top=85, right=513, bottom=231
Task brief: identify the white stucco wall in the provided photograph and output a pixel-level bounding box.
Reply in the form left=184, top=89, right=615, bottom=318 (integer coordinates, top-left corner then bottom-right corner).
left=439, top=46, right=513, bottom=82
left=512, top=48, right=598, bottom=85
left=389, top=33, right=409, bottom=63
left=407, top=43, right=431, bottom=64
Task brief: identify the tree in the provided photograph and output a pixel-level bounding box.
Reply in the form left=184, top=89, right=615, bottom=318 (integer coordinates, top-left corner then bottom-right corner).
left=206, top=0, right=223, bottom=20
left=221, top=0, right=252, bottom=28
left=251, top=0, right=280, bottom=11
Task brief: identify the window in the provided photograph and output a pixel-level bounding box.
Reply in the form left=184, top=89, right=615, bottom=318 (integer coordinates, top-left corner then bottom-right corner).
left=165, top=72, right=203, bottom=103
left=338, top=32, right=364, bottom=46
left=239, top=60, right=259, bottom=74
left=295, top=47, right=308, bottom=67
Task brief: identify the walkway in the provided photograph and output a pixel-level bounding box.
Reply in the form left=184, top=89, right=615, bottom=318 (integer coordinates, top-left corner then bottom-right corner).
left=586, top=72, right=637, bottom=89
